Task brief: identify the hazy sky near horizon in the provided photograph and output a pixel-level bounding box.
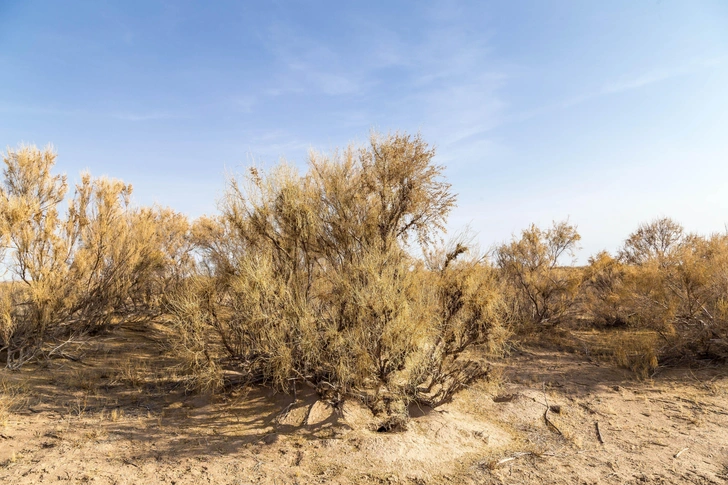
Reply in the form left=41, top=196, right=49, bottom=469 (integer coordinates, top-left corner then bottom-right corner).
left=1, top=1, right=727, bottom=260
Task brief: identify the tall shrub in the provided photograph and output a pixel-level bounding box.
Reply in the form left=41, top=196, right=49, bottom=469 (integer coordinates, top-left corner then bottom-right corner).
left=172, top=132, right=507, bottom=423
left=0, top=145, right=190, bottom=368
left=495, top=221, right=582, bottom=327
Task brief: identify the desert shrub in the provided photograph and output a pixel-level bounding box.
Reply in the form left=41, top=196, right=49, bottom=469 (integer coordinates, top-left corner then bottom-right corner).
left=582, top=218, right=728, bottom=362
left=171, top=132, right=507, bottom=422
left=0, top=145, right=191, bottom=368
left=165, top=275, right=226, bottom=393
left=621, top=220, right=728, bottom=358
left=619, top=217, right=685, bottom=265
left=495, top=221, right=582, bottom=327
left=581, top=251, right=631, bottom=327
left=659, top=232, right=728, bottom=359
left=582, top=249, right=675, bottom=331
left=610, top=332, right=660, bottom=378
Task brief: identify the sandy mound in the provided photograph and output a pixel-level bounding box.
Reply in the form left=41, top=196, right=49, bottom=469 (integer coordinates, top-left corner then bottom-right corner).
left=271, top=393, right=513, bottom=479
left=317, top=400, right=513, bottom=479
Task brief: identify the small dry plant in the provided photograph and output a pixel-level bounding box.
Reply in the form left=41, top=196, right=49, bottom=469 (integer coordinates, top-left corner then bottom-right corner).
left=110, top=359, right=150, bottom=389
left=610, top=332, right=660, bottom=378
left=0, top=377, right=29, bottom=426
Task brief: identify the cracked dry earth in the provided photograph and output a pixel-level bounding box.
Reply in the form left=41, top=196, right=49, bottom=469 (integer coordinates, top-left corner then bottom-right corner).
left=1, top=322, right=727, bottom=484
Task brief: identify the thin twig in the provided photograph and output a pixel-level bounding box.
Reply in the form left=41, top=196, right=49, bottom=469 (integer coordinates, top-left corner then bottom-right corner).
left=496, top=452, right=533, bottom=465
left=542, top=382, right=563, bottom=436
left=674, top=447, right=688, bottom=459
left=595, top=421, right=605, bottom=444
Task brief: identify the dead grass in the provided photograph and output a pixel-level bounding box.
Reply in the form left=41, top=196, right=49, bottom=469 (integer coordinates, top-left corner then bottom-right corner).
left=110, top=358, right=150, bottom=389
left=0, top=377, right=29, bottom=427
left=518, top=327, right=661, bottom=378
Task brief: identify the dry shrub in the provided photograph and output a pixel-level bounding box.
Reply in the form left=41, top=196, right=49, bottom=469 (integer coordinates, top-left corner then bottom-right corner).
left=582, top=218, right=728, bottom=363
left=0, top=377, right=29, bottom=426
left=609, top=332, right=660, bottom=379
left=0, top=145, right=192, bottom=368
left=495, top=221, right=582, bottom=328
left=166, top=278, right=225, bottom=393
left=171, top=132, right=507, bottom=423
left=581, top=251, right=631, bottom=327
left=661, top=232, right=728, bottom=359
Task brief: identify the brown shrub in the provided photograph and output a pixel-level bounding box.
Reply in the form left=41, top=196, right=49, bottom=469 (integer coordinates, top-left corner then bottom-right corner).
left=0, top=145, right=191, bottom=368
left=582, top=218, right=728, bottom=362
left=581, top=251, right=631, bottom=327
left=170, top=132, right=507, bottom=422
left=495, top=221, right=582, bottom=327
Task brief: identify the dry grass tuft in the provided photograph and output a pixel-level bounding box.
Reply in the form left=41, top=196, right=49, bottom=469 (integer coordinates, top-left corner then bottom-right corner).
left=110, top=358, right=150, bottom=389
left=0, top=377, right=29, bottom=426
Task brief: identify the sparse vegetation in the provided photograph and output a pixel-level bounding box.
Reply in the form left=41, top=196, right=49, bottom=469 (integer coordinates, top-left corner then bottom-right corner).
left=0, top=135, right=726, bottom=485
left=0, top=134, right=726, bottom=454
left=0, top=135, right=513, bottom=433
left=0, top=145, right=191, bottom=369
left=0, top=377, right=28, bottom=427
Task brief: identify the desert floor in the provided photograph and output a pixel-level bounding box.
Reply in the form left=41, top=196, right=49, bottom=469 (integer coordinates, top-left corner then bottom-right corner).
left=1, top=322, right=727, bottom=484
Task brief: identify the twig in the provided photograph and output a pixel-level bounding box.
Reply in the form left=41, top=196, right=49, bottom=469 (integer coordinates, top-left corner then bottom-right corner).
left=275, top=400, right=297, bottom=425
left=542, top=382, right=563, bottom=436
left=647, top=441, right=668, bottom=447
left=674, top=447, right=688, bottom=459
left=496, top=452, right=532, bottom=465
left=595, top=421, right=605, bottom=444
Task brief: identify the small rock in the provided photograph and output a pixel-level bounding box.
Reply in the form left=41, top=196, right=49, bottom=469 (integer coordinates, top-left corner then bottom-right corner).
left=306, top=400, right=334, bottom=426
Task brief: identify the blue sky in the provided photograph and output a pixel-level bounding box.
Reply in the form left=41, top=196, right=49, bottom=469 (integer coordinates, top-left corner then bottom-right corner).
left=1, top=0, right=727, bottom=260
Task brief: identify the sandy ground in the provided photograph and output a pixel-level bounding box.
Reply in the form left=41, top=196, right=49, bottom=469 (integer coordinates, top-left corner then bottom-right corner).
left=1, top=323, right=727, bottom=484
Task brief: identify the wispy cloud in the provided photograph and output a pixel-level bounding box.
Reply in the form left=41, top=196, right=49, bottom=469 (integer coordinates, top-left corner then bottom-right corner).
left=602, top=70, right=679, bottom=95
left=0, top=102, right=87, bottom=117
left=262, top=23, right=367, bottom=97
left=111, top=111, right=180, bottom=121
left=501, top=56, right=728, bottom=128
left=602, top=57, right=723, bottom=99
left=373, top=7, right=508, bottom=153
left=0, top=101, right=186, bottom=123
left=230, top=95, right=257, bottom=113
left=230, top=129, right=312, bottom=165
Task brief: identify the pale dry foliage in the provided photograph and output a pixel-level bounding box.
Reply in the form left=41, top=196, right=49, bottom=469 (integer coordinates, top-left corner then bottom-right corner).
left=495, top=221, right=582, bottom=328
left=0, top=376, right=28, bottom=426
left=170, top=132, right=508, bottom=424
left=0, top=145, right=192, bottom=368
left=582, top=217, right=728, bottom=363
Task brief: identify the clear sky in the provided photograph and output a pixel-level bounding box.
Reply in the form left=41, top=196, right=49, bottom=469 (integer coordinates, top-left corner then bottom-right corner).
left=1, top=1, right=727, bottom=260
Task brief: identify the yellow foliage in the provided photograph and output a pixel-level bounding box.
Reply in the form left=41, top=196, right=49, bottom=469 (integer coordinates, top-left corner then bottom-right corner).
left=495, top=221, right=582, bottom=326
left=0, top=145, right=191, bottom=368
left=170, top=132, right=506, bottom=420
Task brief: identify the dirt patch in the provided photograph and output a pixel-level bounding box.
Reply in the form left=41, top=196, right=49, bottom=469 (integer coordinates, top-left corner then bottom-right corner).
left=1, top=322, right=727, bottom=484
